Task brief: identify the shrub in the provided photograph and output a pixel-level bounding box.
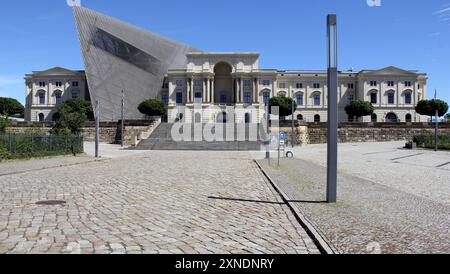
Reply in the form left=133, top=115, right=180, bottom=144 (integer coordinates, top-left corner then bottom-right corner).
left=269, top=96, right=297, bottom=118
left=138, top=99, right=167, bottom=117
left=52, top=99, right=91, bottom=134
left=345, top=100, right=374, bottom=121
left=413, top=134, right=450, bottom=150
left=0, top=117, right=11, bottom=133
left=416, top=99, right=449, bottom=119
left=58, top=99, right=94, bottom=120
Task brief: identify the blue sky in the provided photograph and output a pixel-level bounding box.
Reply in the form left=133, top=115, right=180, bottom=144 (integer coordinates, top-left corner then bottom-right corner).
left=0, top=0, right=449, bottom=106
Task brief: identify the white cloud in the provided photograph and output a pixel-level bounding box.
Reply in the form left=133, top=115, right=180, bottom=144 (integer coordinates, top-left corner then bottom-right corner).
left=434, top=7, right=450, bottom=15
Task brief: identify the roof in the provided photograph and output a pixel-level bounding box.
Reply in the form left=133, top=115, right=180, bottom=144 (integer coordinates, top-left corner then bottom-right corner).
left=25, top=67, right=85, bottom=77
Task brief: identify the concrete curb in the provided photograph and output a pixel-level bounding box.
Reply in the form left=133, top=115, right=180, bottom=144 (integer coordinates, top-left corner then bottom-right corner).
left=254, top=159, right=338, bottom=255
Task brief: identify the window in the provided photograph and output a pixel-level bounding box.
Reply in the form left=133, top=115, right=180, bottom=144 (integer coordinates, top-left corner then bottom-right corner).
left=405, top=93, right=412, bottom=104
left=406, top=114, right=412, bottom=123
left=278, top=91, right=286, bottom=97
left=38, top=113, right=45, bottom=122
left=175, top=80, right=184, bottom=88
left=71, top=92, right=79, bottom=99
left=72, top=81, right=79, bottom=87
left=263, top=92, right=270, bottom=105
left=245, top=113, right=251, bottom=124
left=297, top=114, right=303, bottom=121
left=347, top=83, right=354, bottom=89
left=388, top=92, right=395, bottom=104
left=296, top=94, right=304, bottom=106
left=162, top=82, right=169, bottom=89
left=278, top=82, right=286, bottom=89
left=194, top=92, right=202, bottom=99
left=194, top=80, right=202, bottom=87
left=162, top=95, right=169, bottom=105
left=39, top=92, right=46, bottom=105
left=243, top=80, right=252, bottom=87
left=220, top=94, right=227, bottom=103
left=371, top=114, right=377, bottom=123
left=39, top=81, right=46, bottom=87
left=314, top=114, right=321, bottom=123
left=404, top=81, right=412, bottom=87
left=55, top=81, right=63, bottom=87
left=347, top=95, right=354, bottom=103
left=244, top=92, right=252, bottom=104
left=262, top=80, right=271, bottom=86
left=314, top=94, right=321, bottom=106
left=296, top=83, right=303, bottom=89
left=313, top=83, right=320, bottom=89
left=176, top=92, right=183, bottom=104
left=55, top=92, right=62, bottom=105
left=370, top=81, right=377, bottom=87
left=387, top=81, right=395, bottom=87
left=370, top=92, right=378, bottom=104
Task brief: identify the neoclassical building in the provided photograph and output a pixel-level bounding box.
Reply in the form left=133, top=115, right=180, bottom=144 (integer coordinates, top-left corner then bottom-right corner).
left=162, top=52, right=428, bottom=123
left=24, top=67, right=88, bottom=122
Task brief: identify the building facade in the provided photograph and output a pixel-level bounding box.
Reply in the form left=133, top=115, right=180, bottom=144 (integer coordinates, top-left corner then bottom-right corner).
left=163, top=52, right=428, bottom=123
left=24, top=67, right=88, bottom=122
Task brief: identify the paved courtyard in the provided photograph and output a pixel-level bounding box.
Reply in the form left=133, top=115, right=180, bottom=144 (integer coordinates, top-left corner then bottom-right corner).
left=0, top=151, right=319, bottom=254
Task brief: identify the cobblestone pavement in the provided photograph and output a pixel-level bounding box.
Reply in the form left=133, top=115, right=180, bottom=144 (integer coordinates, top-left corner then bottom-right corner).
left=258, top=157, right=450, bottom=254
left=0, top=151, right=319, bottom=254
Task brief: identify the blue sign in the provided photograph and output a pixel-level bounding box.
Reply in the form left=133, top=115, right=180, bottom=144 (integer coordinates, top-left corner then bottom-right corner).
left=279, top=132, right=286, bottom=142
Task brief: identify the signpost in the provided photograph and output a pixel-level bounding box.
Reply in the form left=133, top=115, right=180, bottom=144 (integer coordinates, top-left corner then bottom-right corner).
left=434, top=89, right=438, bottom=152
left=278, top=132, right=286, bottom=167
left=326, top=14, right=338, bottom=203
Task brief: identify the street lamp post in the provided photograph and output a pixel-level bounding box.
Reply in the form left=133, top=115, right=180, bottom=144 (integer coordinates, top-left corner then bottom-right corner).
left=291, top=93, right=295, bottom=148
left=95, top=100, right=100, bottom=158
left=121, top=90, right=125, bottom=148
left=327, top=14, right=338, bottom=203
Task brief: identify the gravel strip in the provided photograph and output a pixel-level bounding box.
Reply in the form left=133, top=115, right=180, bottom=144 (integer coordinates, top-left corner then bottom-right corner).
left=257, top=158, right=450, bottom=254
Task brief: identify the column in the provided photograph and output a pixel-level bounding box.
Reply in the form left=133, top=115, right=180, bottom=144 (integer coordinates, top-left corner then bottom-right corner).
left=240, top=78, right=244, bottom=103
left=211, top=78, right=215, bottom=104
left=191, top=79, right=194, bottom=103
left=237, top=78, right=241, bottom=103
left=203, top=79, right=207, bottom=103
left=231, top=78, right=235, bottom=103
left=253, top=78, right=257, bottom=103
left=207, top=78, right=211, bottom=103
left=187, top=78, right=191, bottom=103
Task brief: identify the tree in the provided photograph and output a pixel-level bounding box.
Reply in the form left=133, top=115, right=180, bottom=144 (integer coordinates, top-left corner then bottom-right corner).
left=0, top=97, right=24, bottom=117
left=269, top=96, right=297, bottom=118
left=345, top=100, right=374, bottom=122
left=58, top=99, right=94, bottom=121
left=416, top=99, right=449, bottom=120
left=138, top=99, right=167, bottom=117
left=51, top=99, right=92, bottom=134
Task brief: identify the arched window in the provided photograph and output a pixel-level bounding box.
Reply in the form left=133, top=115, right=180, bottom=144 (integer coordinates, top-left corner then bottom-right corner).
left=38, top=113, right=45, bottom=122
left=52, top=113, right=60, bottom=122
left=278, top=91, right=287, bottom=97
left=263, top=91, right=270, bottom=106
left=54, top=91, right=62, bottom=105
left=245, top=113, right=251, bottom=124
left=314, top=114, right=321, bottom=123
left=387, top=92, right=395, bottom=105
left=405, top=114, right=412, bottom=123
left=296, top=94, right=304, bottom=106
left=313, top=93, right=321, bottom=106
left=404, top=92, right=412, bottom=105
left=386, top=113, right=398, bottom=123
left=371, top=113, right=377, bottom=123
left=297, top=114, right=303, bottom=121
left=38, top=91, right=46, bottom=105
left=369, top=90, right=378, bottom=104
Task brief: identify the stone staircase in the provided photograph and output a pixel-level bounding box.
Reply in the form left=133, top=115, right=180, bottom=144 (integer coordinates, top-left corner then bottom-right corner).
left=132, top=123, right=264, bottom=151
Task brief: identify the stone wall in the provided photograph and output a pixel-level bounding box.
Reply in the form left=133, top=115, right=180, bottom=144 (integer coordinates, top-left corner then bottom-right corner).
left=5, top=118, right=161, bottom=146
left=280, top=123, right=450, bottom=145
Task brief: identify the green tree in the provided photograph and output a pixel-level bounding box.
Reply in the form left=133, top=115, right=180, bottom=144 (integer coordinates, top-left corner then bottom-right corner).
left=269, top=96, right=297, bottom=118
left=345, top=100, right=374, bottom=122
left=138, top=99, right=167, bottom=117
left=0, top=117, right=11, bottom=133
left=58, top=99, right=94, bottom=120
left=51, top=99, right=92, bottom=134
left=0, top=97, right=24, bottom=117
left=416, top=99, right=449, bottom=121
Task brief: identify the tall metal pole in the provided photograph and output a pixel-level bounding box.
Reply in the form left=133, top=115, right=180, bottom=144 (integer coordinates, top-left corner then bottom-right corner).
left=435, top=89, right=439, bottom=152
left=327, top=14, right=338, bottom=203
left=95, top=100, right=100, bottom=158
left=291, top=93, right=295, bottom=148
left=121, top=90, right=125, bottom=147
left=266, top=103, right=270, bottom=161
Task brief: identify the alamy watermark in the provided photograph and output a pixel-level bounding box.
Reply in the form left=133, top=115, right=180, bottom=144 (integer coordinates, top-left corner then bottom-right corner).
left=67, top=0, right=81, bottom=7
left=367, top=0, right=381, bottom=7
